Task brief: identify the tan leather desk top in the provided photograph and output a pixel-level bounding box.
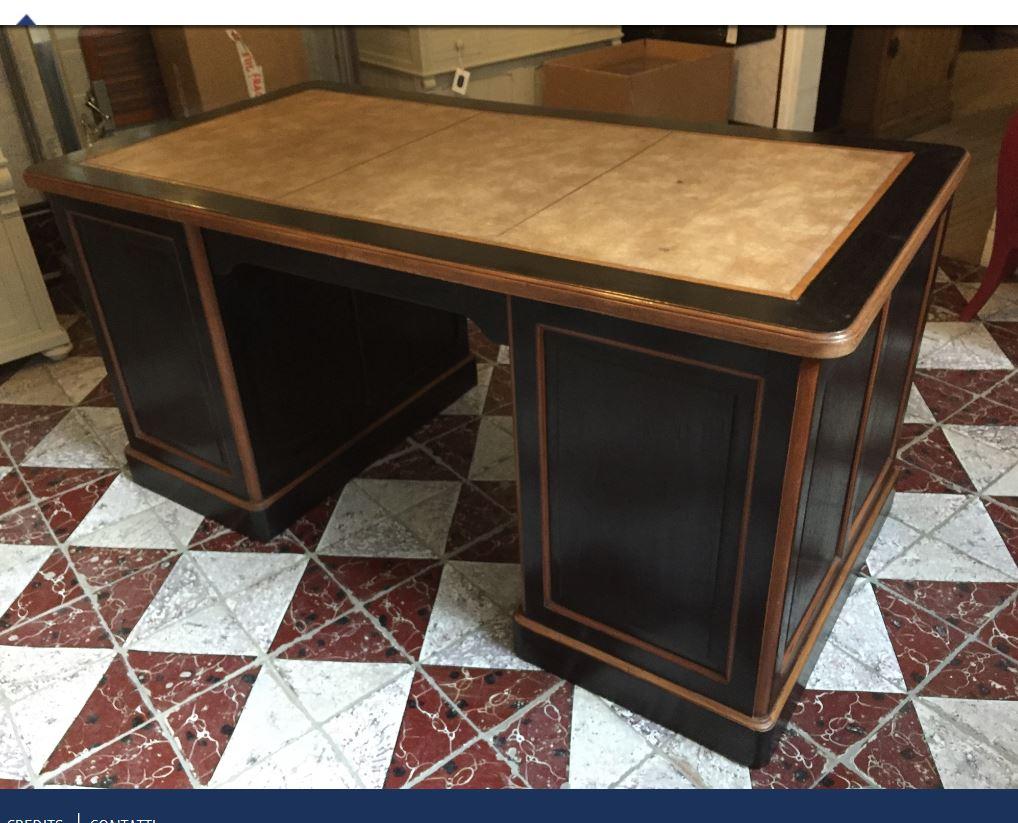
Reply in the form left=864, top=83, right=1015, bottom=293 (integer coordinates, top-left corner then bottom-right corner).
left=86, top=89, right=911, bottom=300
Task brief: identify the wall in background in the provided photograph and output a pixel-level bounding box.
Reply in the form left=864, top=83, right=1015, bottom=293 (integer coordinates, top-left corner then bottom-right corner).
left=731, top=26, right=826, bottom=131
left=0, top=27, right=64, bottom=207
left=0, top=47, right=38, bottom=206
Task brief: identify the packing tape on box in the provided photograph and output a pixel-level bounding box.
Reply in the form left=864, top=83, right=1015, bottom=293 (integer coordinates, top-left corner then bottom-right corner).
left=226, top=29, right=266, bottom=98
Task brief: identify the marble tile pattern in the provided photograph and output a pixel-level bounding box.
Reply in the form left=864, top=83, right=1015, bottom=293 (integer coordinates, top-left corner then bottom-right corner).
left=85, top=89, right=909, bottom=300
left=2, top=267, right=1018, bottom=789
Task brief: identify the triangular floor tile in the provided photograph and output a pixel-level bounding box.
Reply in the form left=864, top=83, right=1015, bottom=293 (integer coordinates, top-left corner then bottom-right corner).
left=0, top=646, right=114, bottom=771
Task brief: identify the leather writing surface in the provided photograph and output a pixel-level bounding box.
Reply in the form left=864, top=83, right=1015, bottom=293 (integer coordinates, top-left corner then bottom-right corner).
left=87, top=89, right=910, bottom=300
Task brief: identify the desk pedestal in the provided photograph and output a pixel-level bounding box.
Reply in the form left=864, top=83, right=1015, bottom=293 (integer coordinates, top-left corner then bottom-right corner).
left=55, top=199, right=475, bottom=537
left=508, top=221, right=941, bottom=765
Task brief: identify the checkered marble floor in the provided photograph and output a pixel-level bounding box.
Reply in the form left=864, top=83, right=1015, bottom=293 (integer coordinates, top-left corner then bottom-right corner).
left=1, top=261, right=1017, bottom=790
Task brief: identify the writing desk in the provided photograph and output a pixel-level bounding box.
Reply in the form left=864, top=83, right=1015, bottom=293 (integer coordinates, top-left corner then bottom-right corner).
left=25, top=84, right=968, bottom=766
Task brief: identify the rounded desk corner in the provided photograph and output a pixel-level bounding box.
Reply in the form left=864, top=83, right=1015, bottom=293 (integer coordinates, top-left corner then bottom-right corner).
left=808, top=326, right=867, bottom=360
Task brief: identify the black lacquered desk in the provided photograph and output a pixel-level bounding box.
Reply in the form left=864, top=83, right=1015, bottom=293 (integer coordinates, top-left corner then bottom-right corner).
left=24, top=83, right=967, bottom=765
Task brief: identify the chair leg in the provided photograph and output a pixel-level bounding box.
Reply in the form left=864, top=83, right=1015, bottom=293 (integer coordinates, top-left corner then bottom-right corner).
left=959, top=245, right=1018, bottom=322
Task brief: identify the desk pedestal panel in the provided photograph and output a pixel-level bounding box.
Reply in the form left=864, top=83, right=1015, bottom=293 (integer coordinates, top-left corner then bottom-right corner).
left=55, top=198, right=475, bottom=537
left=511, top=214, right=944, bottom=765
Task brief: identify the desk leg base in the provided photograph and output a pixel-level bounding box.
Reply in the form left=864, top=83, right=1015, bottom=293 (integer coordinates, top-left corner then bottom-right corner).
left=513, top=483, right=894, bottom=769
left=127, top=357, right=477, bottom=541
left=513, top=618, right=779, bottom=768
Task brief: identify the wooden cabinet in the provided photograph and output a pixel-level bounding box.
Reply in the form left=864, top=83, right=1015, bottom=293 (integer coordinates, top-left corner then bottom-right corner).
left=841, top=26, right=962, bottom=138
left=78, top=27, right=169, bottom=129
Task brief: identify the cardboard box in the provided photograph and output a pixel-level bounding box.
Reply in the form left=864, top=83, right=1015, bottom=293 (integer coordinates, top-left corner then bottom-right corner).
left=152, top=27, right=309, bottom=118
left=541, top=39, right=732, bottom=124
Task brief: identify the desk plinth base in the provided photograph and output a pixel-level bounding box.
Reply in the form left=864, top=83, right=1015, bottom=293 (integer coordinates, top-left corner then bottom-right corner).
left=126, top=358, right=476, bottom=540
left=514, top=618, right=779, bottom=767
left=513, top=479, right=894, bottom=767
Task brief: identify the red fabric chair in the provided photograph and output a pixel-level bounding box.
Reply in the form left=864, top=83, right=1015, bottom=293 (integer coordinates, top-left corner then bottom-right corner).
left=959, top=108, right=1018, bottom=321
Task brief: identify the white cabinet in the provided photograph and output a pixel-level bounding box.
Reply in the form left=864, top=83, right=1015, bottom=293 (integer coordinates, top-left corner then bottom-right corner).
left=356, top=26, right=622, bottom=104
left=0, top=145, right=70, bottom=365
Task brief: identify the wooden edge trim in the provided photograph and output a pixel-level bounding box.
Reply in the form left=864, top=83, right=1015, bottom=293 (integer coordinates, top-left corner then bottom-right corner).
left=127, top=354, right=476, bottom=511
left=836, top=302, right=891, bottom=557
left=127, top=445, right=255, bottom=510
left=784, top=151, right=914, bottom=300
left=844, top=209, right=945, bottom=542
left=779, top=301, right=892, bottom=672
left=25, top=156, right=968, bottom=359
left=779, top=558, right=844, bottom=675
left=184, top=224, right=264, bottom=501
left=507, top=297, right=528, bottom=615
left=826, top=158, right=965, bottom=343
left=534, top=323, right=765, bottom=685
left=65, top=210, right=236, bottom=481
left=514, top=611, right=775, bottom=732
left=769, top=462, right=897, bottom=707
left=514, top=461, right=897, bottom=733
left=752, top=358, right=820, bottom=714
left=890, top=210, right=950, bottom=449
left=847, top=452, right=898, bottom=543
left=65, top=215, right=142, bottom=435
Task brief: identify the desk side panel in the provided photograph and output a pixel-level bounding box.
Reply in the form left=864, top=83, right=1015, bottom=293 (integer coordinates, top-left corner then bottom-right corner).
left=511, top=298, right=800, bottom=714
left=774, top=211, right=945, bottom=683
left=54, top=199, right=248, bottom=497
left=201, top=232, right=478, bottom=497
left=778, top=322, right=881, bottom=659
left=849, top=227, right=942, bottom=523
left=210, top=260, right=470, bottom=495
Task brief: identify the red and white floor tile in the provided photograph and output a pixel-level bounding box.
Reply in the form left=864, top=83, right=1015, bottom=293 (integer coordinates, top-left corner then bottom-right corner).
left=1, top=264, right=1017, bottom=789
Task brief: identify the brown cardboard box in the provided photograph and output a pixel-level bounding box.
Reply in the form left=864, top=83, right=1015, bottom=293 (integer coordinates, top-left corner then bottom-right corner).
left=541, top=39, right=732, bottom=124
left=152, top=27, right=309, bottom=118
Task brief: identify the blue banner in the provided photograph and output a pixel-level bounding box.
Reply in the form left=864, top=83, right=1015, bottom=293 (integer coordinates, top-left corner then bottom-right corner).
left=3, top=788, right=1016, bottom=822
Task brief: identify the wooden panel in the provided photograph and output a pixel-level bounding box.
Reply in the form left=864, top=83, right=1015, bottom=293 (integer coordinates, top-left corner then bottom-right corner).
left=205, top=232, right=471, bottom=496
left=779, top=321, right=880, bottom=659
left=354, top=291, right=470, bottom=409
left=210, top=262, right=363, bottom=495
left=879, top=27, right=961, bottom=134
left=540, top=327, right=760, bottom=675
left=85, top=88, right=911, bottom=300
left=916, top=105, right=1010, bottom=264
left=850, top=227, right=940, bottom=524
left=840, top=26, right=961, bottom=138
left=67, top=209, right=244, bottom=494
left=512, top=297, right=802, bottom=713
left=79, top=27, right=170, bottom=127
